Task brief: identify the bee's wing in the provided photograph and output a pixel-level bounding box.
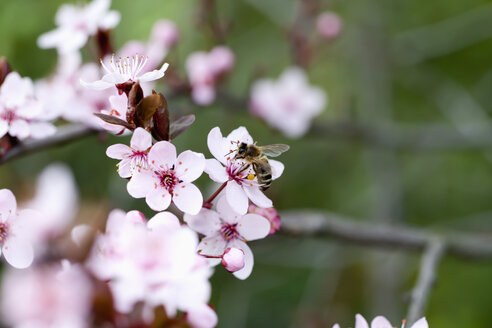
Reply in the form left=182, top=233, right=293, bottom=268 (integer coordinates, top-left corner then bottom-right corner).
left=260, top=144, right=290, bottom=157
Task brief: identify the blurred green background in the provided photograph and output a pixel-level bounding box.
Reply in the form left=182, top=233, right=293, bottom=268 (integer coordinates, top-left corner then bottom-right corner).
left=2, top=0, right=492, bottom=327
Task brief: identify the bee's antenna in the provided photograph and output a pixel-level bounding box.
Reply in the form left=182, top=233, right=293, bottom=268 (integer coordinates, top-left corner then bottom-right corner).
left=224, top=150, right=235, bottom=157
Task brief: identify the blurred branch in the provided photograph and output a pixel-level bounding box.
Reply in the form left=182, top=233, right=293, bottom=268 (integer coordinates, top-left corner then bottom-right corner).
left=393, top=3, right=492, bottom=66
left=280, top=210, right=492, bottom=261
left=0, top=124, right=97, bottom=165
left=406, top=239, right=445, bottom=326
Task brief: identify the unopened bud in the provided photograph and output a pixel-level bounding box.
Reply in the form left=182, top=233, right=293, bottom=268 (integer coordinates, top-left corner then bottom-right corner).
left=221, top=247, right=245, bottom=273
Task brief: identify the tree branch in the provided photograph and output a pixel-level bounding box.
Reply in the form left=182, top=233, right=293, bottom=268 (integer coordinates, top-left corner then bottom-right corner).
left=280, top=210, right=492, bottom=261
left=0, top=124, right=97, bottom=165
left=406, top=239, right=445, bottom=326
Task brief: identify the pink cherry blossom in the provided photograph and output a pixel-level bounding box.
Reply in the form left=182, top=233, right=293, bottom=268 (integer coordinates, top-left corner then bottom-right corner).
left=106, top=127, right=152, bottom=178
left=119, top=19, right=179, bottom=73
left=0, top=189, right=36, bottom=269
left=221, top=247, right=245, bottom=273
left=316, top=12, right=343, bottom=40
left=248, top=204, right=281, bottom=235
left=36, top=52, right=114, bottom=128
left=332, top=314, right=429, bottom=328
left=204, top=126, right=284, bottom=214
left=0, top=72, right=55, bottom=140
left=37, top=0, right=120, bottom=54
left=187, top=304, right=218, bottom=328
left=184, top=196, right=270, bottom=279
left=1, top=262, right=92, bottom=328
left=81, top=54, right=169, bottom=91
left=250, top=67, right=327, bottom=138
left=86, top=209, right=215, bottom=323
left=127, top=141, right=205, bottom=214
left=186, top=46, right=235, bottom=105
left=25, top=164, right=78, bottom=250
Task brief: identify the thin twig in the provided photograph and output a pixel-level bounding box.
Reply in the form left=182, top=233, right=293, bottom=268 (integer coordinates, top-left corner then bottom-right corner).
left=280, top=210, right=492, bottom=261
left=406, top=239, right=446, bottom=326
left=0, top=124, right=97, bottom=165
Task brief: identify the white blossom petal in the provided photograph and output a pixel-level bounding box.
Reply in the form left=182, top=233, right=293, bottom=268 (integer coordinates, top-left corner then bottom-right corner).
left=225, top=181, right=248, bottom=215
left=138, top=63, right=169, bottom=82
left=147, top=212, right=180, bottom=230
left=127, top=170, right=154, bottom=198
left=216, top=195, right=242, bottom=224
left=148, top=141, right=176, bottom=170
left=106, top=144, right=131, bottom=159
left=370, top=316, right=393, bottom=328
left=243, top=185, right=273, bottom=208
left=3, top=236, right=34, bottom=269
left=237, top=214, right=270, bottom=241
left=130, top=128, right=152, bottom=151
left=0, top=189, right=16, bottom=223
left=173, top=183, right=203, bottom=215
left=355, top=314, right=370, bottom=328
left=184, top=208, right=221, bottom=236
left=204, top=159, right=228, bottom=183
left=146, top=187, right=172, bottom=212
left=269, top=159, right=284, bottom=180
left=197, top=235, right=226, bottom=256
left=176, top=151, right=205, bottom=182
left=411, top=318, right=429, bottom=328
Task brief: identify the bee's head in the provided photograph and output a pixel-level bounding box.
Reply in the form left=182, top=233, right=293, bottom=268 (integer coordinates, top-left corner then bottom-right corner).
left=237, top=142, right=248, bottom=155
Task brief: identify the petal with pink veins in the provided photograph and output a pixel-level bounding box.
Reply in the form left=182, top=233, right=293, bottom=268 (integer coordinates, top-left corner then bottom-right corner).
left=146, top=187, right=172, bottom=211
left=355, top=314, right=369, bottom=328
left=148, top=141, right=176, bottom=170
left=130, top=128, right=152, bottom=151
left=216, top=195, right=242, bottom=224
left=204, top=159, right=228, bottom=183
left=237, top=214, right=270, bottom=241
left=2, top=236, right=34, bottom=269
left=127, top=170, right=154, bottom=198
left=173, top=182, right=203, bottom=215
left=184, top=208, right=221, bottom=236
left=197, top=235, right=227, bottom=256
left=370, top=316, right=393, bottom=328
left=243, top=185, right=273, bottom=208
left=269, top=159, right=285, bottom=180
left=225, top=181, right=248, bottom=215
left=229, top=240, right=253, bottom=280
left=106, top=144, right=131, bottom=159
left=175, top=151, right=205, bottom=182
left=147, top=212, right=180, bottom=230
left=0, top=189, right=16, bottom=223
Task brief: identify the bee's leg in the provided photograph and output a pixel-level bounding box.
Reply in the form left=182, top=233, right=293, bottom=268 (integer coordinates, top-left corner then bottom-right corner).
left=238, top=163, right=251, bottom=173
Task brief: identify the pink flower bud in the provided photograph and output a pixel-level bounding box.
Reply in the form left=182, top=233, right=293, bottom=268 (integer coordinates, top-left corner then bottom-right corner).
left=209, top=46, right=235, bottom=75
left=221, top=247, right=245, bottom=273
left=316, top=12, right=343, bottom=40
left=151, top=19, right=180, bottom=48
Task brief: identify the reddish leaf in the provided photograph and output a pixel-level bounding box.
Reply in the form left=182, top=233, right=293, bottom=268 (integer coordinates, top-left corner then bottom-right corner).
left=170, top=115, right=195, bottom=140
left=134, top=94, right=161, bottom=128
left=94, top=113, right=135, bottom=130
left=126, top=81, right=143, bottom=124
left=151, top=94, right=170, bottom=141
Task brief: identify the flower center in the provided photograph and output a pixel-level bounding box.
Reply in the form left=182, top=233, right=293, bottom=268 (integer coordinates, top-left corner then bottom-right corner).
left=156, top=169, right=179, bottom=193
left=220, top=223, right=239, bottom=241
left=225, top=160, right=248, bottom=185
left=108, top=54, right=148, bottom=80
left=0, top=222, right=9, bottom=243
left=0, top=110, right=17, bottom=123
left=130, top=150, right=149, bottom=170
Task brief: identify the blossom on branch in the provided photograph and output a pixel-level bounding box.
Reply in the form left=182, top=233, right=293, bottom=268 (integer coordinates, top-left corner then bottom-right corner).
left=37, top=0, right=120, bottom=54
left=317, top=12, right=343, bottom=40
left=205, top=126, right=284, bottom=214
left=80, top=54, right=169, bottom=91
left=86, top=209, right=216, bottom=326
left=0, top=72, right=55, bottom=140
left=127, top=141, right=205, bottom=214
left=0, top=189, right=37, bottom=269
left=186, top=46, right=235, bottom=105
left=332, top=314, right=429, bottom=328
left=184, top=196, right=270, bottom=280
left=250, top=67, right=327, bottom=138
left=106, top=127, right=152, bottom=178
left=1, top=262, right=92, bottom=328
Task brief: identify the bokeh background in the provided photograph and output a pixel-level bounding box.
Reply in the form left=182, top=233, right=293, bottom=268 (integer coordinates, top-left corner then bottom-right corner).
left=1, top=0, right=492, bottom=327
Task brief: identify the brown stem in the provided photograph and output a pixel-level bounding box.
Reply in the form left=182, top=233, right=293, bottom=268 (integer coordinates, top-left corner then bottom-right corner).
left=203, top=181, right=228, bottom=208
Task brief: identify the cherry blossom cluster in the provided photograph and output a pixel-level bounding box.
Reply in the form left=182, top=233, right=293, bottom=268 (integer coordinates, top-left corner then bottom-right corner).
left=0, top=0, right=351, bottom=326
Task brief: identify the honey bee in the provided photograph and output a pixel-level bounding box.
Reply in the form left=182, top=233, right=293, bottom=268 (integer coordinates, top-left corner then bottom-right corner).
left=234, top=142, right=290, bottom=191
